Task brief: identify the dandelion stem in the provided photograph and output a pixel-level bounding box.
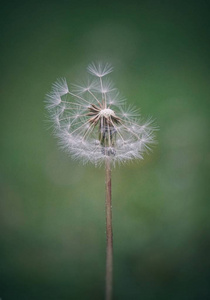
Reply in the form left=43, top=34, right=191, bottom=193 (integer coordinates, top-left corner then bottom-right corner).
left=105, top=157, right=113, bottom=300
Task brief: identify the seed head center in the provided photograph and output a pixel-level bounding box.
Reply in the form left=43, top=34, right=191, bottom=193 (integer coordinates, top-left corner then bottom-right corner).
left=100, top=108, right=115, bottom=117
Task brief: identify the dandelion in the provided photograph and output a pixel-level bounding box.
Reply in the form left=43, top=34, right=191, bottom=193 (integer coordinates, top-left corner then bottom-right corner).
left=45, top=62, right=156, bottom=300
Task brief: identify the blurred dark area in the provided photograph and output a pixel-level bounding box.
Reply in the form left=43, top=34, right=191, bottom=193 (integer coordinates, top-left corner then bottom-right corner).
left=0, top=0, right=210, bottom=299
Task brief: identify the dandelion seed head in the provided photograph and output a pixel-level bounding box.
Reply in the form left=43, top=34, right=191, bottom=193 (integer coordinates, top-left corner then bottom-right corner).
left=45, top=63, right=156, bottom=166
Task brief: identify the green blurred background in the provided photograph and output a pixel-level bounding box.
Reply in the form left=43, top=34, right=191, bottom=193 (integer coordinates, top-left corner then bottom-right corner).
left=1, top=0, right=210, bottom=299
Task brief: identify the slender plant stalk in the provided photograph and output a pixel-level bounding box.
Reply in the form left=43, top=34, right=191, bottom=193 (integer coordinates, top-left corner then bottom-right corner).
left=105, top=157, right=113, bottom=300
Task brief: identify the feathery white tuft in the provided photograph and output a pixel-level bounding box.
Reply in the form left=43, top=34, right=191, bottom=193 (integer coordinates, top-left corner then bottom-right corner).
left=45, top=63, right=156, bottom=166
left=87, top=62, right=113, bottom=78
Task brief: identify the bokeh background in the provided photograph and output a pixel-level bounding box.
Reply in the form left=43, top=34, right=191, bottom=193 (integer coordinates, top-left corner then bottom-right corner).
left=1, top=0, right=210, bottom=299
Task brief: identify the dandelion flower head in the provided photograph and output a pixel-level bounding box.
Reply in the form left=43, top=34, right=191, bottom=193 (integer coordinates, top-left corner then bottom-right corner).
left=45, top=63, right=155, bottom=165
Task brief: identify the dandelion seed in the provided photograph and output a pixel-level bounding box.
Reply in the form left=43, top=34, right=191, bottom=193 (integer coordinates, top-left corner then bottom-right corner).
left=87, top=62, right=113, bottom=78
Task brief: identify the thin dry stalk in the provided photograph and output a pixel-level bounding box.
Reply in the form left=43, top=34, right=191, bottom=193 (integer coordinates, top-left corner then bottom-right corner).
left=105, top=158, right=113, bottom=300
